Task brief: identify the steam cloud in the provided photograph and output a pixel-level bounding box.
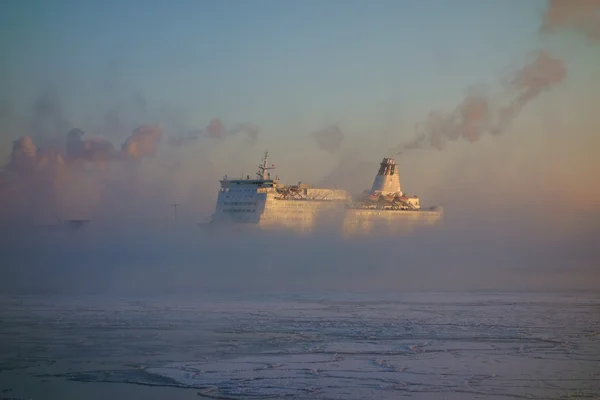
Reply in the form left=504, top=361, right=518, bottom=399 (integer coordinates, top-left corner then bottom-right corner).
left=398, top=51, right=566, bottom=152
left=169, top=118, right=259, bottom=146
left=1, top=104, right=261, bottom=226
left=229, top=123, right=260, bottom=145
left=66, top=125, right=162, bottom=162
left=395, top=0, right=596, bottom=154
left=312, top=125, right=345, bottom=154
left=316, top=149, right=376, bottom=194
left=121, top=124, right=163, bottom=158
left=67, top=128, right=116, bottom=162
left=10, top=136, right=40, bottom=171
left=541, top=0, right=600, bottom=41
left=206, top=118, right=224, bottom=139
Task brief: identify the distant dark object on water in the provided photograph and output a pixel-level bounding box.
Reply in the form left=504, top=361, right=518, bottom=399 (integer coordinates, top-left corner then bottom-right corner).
left=64, top=219, right=91, bottom=229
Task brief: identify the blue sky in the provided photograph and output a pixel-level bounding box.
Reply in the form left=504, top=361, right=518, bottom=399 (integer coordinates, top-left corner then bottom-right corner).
left=1, top=0, right=548, bottom=150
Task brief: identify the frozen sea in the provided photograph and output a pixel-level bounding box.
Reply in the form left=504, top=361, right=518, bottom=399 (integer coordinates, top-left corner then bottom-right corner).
left=0, top=291, right=598, bottom=400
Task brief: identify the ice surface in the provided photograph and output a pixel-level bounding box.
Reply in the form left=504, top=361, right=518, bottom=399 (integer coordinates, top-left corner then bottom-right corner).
left=0, top=292, right=599, bottom=399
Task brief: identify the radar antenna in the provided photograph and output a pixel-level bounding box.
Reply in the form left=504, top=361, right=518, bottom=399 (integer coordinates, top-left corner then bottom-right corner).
left=256, top=150, right=275, bottom=180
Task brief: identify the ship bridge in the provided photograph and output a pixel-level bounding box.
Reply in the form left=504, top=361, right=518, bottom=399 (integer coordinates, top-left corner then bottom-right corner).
left=219, top=151, right=279, bottom=191
left=219, top=179, right=276, bottom=189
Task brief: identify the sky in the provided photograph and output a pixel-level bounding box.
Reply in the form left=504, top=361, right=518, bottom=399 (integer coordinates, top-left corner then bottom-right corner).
left=0, top=0, right=599, bottom=238
left=0, top=0, right=550, bottom=148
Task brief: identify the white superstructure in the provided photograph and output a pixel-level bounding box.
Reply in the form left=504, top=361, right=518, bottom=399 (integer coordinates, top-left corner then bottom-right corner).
left=343, top=157, right=442, bottom=235
left=207, top=151, right=442, bottom=235
left=210, top=151, right=350, bottom=232
left=355, top=157, right=422, bottom=211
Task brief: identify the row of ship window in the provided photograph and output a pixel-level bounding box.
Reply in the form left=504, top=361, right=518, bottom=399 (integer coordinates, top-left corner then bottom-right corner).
left=223, top=209, right=256, bottom=213
left=223, top=201, right=257, bottom=206
left=224, top=196, right=256, bottom=200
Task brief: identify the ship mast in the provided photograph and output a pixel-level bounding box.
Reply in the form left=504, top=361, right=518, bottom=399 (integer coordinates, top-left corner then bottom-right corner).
left=256, top=150, right=275, bottom=180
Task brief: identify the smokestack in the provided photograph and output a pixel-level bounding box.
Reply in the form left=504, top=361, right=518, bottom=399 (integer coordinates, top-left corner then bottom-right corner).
left=370, top=158, right=402, bottom=196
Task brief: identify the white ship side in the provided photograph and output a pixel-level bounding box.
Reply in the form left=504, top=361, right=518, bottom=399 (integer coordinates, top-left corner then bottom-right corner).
left=209, top=151, right=350, bottom=232
left=207, top=151, right=442, bottom=235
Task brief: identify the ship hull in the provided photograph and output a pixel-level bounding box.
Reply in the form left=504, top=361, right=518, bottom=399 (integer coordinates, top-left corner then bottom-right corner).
left=206, top=152, right=443, bottom=237
left=257, top=199, right=347, bottom=233
left=342, top=207, right=443, bottom=236
left=210, top=198, right=347, bottom=234
left=207, top=204, right=443, bottom=236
